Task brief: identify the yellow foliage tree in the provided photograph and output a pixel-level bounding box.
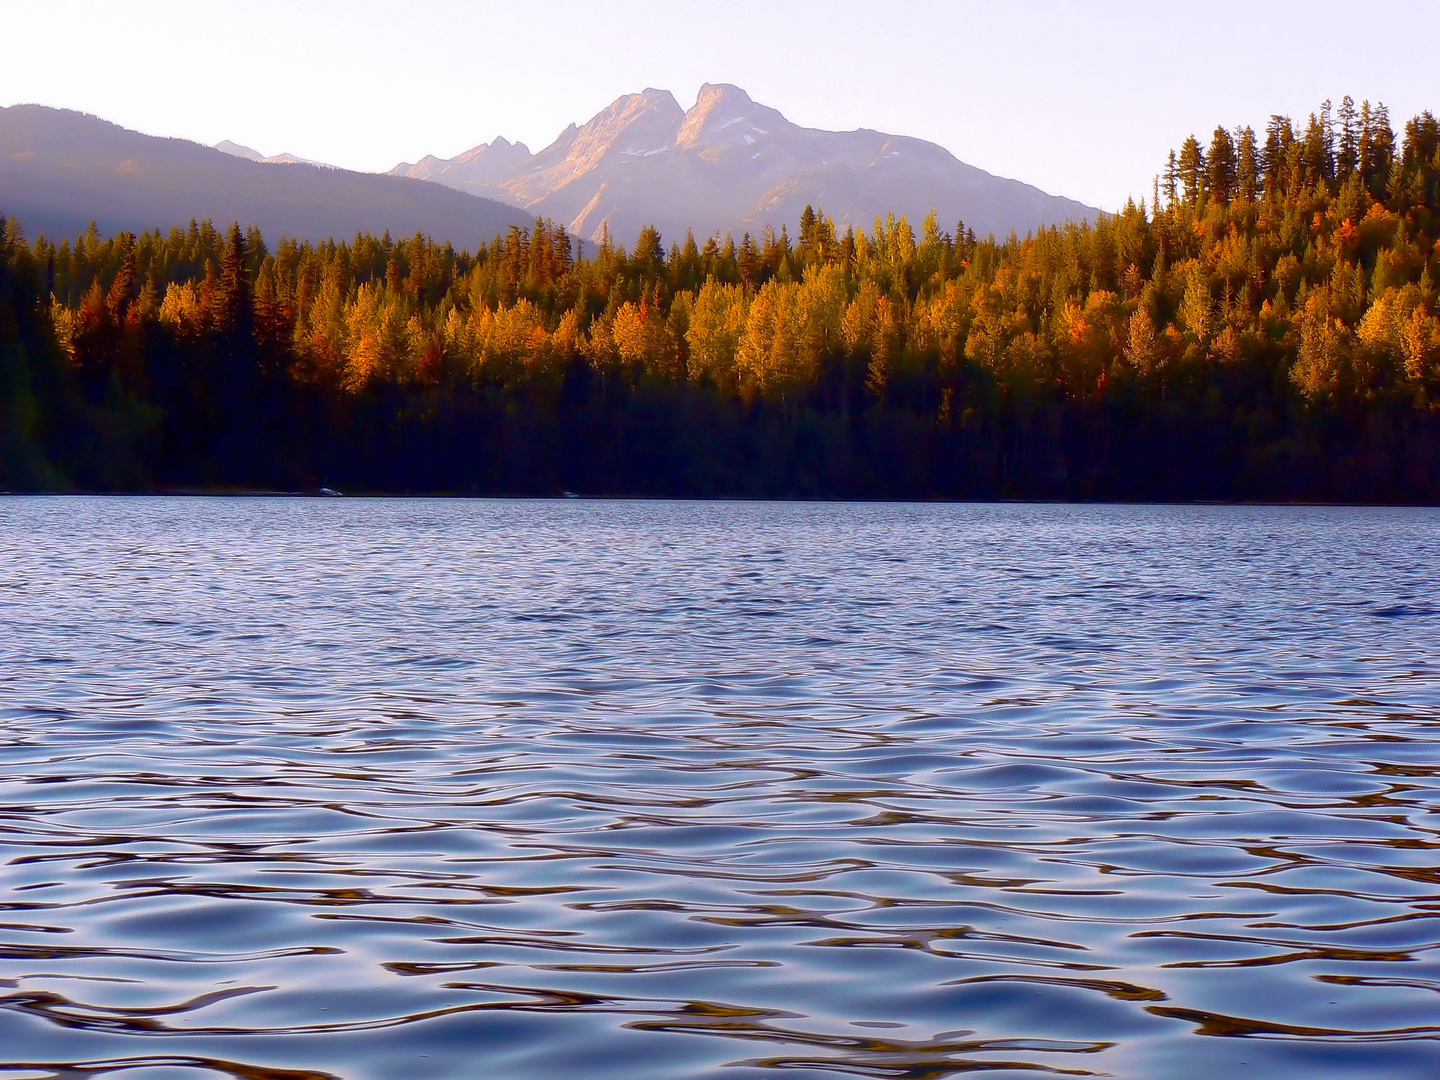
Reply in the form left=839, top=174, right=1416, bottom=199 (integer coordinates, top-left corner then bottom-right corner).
left=687, top=279, right=748, bottom=388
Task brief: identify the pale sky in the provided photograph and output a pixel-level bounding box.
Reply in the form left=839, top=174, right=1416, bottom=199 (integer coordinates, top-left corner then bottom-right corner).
left=3, top=0, right=1437, bottom=211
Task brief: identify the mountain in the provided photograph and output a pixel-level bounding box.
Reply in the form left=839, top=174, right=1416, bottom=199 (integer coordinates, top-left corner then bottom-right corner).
left=0, top=105, right=530, bottom=245
left=214, top=140, right=266, bottom=162
left=392, top=137, right=533, bottom=197
left=214, top=140, right=335, bottom=169
left=390, top=84, right=1098, bottom=243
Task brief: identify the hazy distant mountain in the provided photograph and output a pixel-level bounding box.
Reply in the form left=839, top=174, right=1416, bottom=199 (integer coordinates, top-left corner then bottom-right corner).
left=391, top=84, right=1097, bottom=243
left=0, top=105, right=530, bottom=245
left=214, top=139, right=266, bottom=162
left=392, top=137, right=533, bottom=197
left=214, top=140, right=336, bottom=169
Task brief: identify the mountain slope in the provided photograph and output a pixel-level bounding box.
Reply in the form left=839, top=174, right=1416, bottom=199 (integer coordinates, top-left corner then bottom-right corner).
left=0, top=105, right=530, bottom=245
left=391, top=84, right=1098, bottom=243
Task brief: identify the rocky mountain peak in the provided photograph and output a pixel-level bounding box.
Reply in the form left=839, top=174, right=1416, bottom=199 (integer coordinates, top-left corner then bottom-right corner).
left=452, top=137, right=532, bottom=167
left=383, top=84, right=1097, bottom=244
left=388, top=136, right=533, bottom=191
left=502, top=89, right=684, bottom=207
left=692, top=82, right=755, bottom=115
left=676, top=83, right=787, bottom=151
left=565, top=89, right=684, bottom=165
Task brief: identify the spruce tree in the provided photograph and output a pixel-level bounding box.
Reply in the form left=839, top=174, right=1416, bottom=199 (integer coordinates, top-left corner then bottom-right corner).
left=1178, top=136, right=1206, bottom=207
left=216, top=223, right=252, bottom=338
left=1337, top=96, right=1359, bottom=177
left=1237, top=127, right=1260, bottom=202
left=1207, top=127, right=1238, bottom=204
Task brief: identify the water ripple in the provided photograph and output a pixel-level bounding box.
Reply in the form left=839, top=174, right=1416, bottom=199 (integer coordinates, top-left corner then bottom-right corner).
left=0, top=498, right=1437, bottom=1079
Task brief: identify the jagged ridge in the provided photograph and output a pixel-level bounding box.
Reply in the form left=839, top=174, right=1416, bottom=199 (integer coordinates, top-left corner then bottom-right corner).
left=387, top=83, right=1098, bottom=242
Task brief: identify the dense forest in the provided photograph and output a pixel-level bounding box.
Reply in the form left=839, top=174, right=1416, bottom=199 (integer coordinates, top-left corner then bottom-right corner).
left=3, top=97, right=1440, bottom=499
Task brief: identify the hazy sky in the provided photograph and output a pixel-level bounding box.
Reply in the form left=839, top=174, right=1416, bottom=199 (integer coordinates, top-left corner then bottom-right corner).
left=4, top=0, right=1437, bottom=211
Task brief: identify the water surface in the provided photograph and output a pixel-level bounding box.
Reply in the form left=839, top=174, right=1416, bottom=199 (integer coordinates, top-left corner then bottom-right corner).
left=1, top=499, right=1437, bottom=1079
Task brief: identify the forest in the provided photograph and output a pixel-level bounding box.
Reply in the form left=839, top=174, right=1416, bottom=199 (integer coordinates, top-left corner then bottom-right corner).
left=3, top=96, right=1440, bottom=500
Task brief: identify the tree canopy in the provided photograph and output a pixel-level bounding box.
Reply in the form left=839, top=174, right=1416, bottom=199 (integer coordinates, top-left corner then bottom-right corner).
left=4, top=96, right=1440, bottom=499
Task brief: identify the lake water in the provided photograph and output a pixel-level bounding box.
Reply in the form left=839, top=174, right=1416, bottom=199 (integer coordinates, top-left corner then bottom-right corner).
left=1, top=498, right=1438, bottom=1080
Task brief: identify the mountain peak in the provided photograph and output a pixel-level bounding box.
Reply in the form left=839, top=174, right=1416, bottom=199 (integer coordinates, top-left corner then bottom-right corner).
left=215, top=140, right=264, bottom=162
left=559, top=89, right=684, bottom=168
left=388, top=84, right=1097, bottom=243
left=452, top=138, right=532, bottom=164
left=389, top=136, right=532, bottom=190
left=638, top=87, right=682, bottom=108
left=677, top=83, right=787, bottom=151
left=696, top=83, right=754, bottom=109
left=600, top=88, right=684, bottom=128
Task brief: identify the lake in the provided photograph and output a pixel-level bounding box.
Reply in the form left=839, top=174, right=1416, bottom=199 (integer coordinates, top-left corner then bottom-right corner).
left=0, top=498, right=1437, bottom=1079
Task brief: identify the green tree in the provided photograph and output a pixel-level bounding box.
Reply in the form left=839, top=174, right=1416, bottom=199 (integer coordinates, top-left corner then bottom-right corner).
left=1178, top=136, right=1206, bottom=207
left=1207, top=126, right=1238, bottom=204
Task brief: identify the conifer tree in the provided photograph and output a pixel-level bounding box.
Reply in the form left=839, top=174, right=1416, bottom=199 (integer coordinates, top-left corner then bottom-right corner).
left=1337, top=96, right=1360, bottom=177
left=8, top=91, right=1440, bottom=499
left=1177, top=136, right=1206, bottom=206
left=1207, top=127, right=1238, bottom=204
left=215, top=223, right=252, bottom=338
left=1262, top=115, right=1293, bottom=197
left=1236, top=127, right=1259, bottom=202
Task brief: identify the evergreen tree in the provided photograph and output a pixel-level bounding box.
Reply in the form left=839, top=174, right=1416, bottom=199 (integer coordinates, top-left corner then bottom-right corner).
left=1177, top=136, right=1206, bottom=206
left=1262, top=115, right=1294, bottom=197
left=1337, top=95, right=1360, bottom=177
left=215, top=223, right=252, bottom=338
left=1207, top=126, right=1238, bottom=203
left=7, top=92, right=1440, bottom=501
left=1236, top=127, right=1259, bottom=202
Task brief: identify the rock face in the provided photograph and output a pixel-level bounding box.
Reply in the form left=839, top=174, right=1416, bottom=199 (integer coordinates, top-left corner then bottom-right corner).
left=0, top=105, right=530, bottom=245
left=390, top=84, right=1097, bottom=243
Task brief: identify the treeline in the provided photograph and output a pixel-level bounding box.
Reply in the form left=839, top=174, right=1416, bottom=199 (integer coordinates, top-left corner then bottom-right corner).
left=3, top=95, right=1440, bottom=499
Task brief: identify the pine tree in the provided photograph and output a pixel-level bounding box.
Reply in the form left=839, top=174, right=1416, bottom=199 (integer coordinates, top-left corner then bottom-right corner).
left=798, top=204, right=818, bottom=259
left=1207, top=127, right=1238, bottom=204
left=1178, top=136, right=1206, bottom=207
left=215, top=223, right=252, bottom=338
left=553, top=224, right=574, bottom=276
left=633, top=226, right=665, bottom=287
left=1337, top=95, right=1359, bottom=177
left=1364, top=102, right=1396, bottom=196
left=1262, top=115, right=1293, bottom=198
left=1237, top=127, right=1259, bottom=202
left=738, top=233, right=760, bottom=291
left=106, top=232, right=137, bottom=324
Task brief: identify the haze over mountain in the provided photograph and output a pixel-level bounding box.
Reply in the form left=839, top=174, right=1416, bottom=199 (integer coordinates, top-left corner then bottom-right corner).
left=2, top=90, right=1097, bottom=253
left=392, top=84, right=1098, bottom=243
left=0, top=105, right=529, bottom=245
left=213, top=140, right=336, bottom=169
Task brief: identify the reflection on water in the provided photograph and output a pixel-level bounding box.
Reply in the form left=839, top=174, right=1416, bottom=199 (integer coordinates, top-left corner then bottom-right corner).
left=0, top=498, right=1437, bottom=1080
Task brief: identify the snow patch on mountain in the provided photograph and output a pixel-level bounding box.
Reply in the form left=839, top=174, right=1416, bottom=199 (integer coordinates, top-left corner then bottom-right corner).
left=388, top=83, right=1097, bottom=244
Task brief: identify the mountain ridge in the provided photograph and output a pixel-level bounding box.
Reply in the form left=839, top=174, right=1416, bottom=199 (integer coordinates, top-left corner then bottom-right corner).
left=214, top=140, right=337, bottom=169
left=0, top=105, right=530, bottom=245
left=390, top=83, right=1098, bottom=242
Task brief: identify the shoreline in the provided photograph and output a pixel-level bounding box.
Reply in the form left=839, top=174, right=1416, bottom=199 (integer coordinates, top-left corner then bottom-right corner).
left=2, top=489, right=1437, bottom=508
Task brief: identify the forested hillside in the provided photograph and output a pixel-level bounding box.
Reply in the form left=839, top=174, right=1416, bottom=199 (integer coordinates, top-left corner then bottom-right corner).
left=0, top=106, right=529, bottom=247
left=3, top=97, right=1439, bottom=499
